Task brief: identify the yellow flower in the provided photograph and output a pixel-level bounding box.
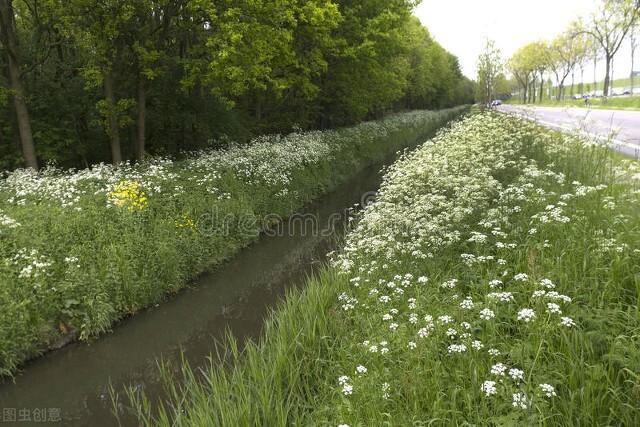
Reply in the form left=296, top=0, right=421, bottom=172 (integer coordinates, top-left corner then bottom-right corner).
left=175, top=213, right=196, bottom=229
left=108, top=181, right=148, bottom=211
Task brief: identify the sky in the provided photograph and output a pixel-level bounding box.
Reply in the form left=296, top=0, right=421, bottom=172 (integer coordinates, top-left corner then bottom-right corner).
left=415, top=0, right=634, bottom=85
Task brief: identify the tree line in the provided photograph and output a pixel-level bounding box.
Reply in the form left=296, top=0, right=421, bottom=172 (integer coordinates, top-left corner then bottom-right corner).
left=506, top=0, right=640, bottom=104
left=0, top=0, right=474, bottom=170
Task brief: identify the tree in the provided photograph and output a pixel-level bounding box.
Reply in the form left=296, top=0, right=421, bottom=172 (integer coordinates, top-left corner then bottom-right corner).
left=548, top=30, right=588, bottom=100
left=0, top=0, right=470, bottom=169
left=574, top=32, right=594, bottom=96
left=529, top=41, right=551, bottom=102
left=317, top=0, right=418, bottom=125
left=508, top=47, right=533, bottom=104
left=630, top=22, right=639, bottom=94
left=584, top=0, right=640, bottom=97
left=477, top=39, right=502, bottom=104
left=403, top=18, right=472, bottom=109
left=507, top=42, right=547, bottom=104
left=127, top=0, right=185, bottom=161
left=0, top=0, right=37, bottom=169
left=57, top=0, right=139, bottom=165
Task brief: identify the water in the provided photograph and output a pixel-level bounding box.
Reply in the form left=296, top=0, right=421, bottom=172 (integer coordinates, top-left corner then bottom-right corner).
left=0, top=160, right=387, bottom=426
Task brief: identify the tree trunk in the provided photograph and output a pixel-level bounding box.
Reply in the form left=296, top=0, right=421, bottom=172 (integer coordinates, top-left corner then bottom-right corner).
left=104, top=70, right=122, bottom=164
left=539, top=72, right=544, bottom=102
left=532, top=79, right=537, bottom=103
left=603, top=55, right=612, bottom=98
left=580, top=67, right=584, bottom=95
left=593, top=56, right=597, bottom=92
left=632, top=36, right=637, bottom=96
left=558, top=83, right=563, bottom=101
left=0, top=0, right=37, bottom=169
left=136, top=75, right=146, bottom=161
left=632, top=50, right=636, bottom=96
left=570, top=71, right=575, bottom=96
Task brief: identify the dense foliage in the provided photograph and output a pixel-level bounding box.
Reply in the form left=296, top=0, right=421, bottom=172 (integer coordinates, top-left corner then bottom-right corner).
left=129, top=112, right=640, bottom=426
left=0, top=0, right=473, bottom=169
left=0, top=107, right=464, bottom=376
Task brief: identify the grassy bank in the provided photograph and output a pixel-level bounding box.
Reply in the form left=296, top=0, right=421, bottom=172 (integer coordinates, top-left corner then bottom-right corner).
left=0, top=107, right=466, bottom=376
left=506, top=96, right=640, bottom=111
left=567, top=76, right=633, bottom=91
left=129, top=112, right=640, bottom=425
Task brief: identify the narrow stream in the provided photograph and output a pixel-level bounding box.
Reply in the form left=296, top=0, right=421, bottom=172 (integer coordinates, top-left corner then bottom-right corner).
left=0, top=155, right=391, bottom=426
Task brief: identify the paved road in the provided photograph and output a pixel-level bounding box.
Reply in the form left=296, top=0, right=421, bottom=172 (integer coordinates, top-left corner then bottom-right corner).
left=499, top=105, right=640, bottom=158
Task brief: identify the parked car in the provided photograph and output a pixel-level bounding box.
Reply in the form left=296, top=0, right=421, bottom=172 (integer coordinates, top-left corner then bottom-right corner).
left=611, top=88, right=626, bottom=96
left=491, top=99, right=502, bottom=107
left=572, top=94, right=583, bottom=100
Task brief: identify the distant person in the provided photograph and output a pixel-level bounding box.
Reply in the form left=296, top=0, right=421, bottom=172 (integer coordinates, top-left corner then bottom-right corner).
left=583, top=95, right=591, bottom=108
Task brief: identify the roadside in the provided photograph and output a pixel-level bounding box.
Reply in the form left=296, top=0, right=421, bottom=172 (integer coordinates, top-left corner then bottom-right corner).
left=505, top=97, right=640, bottom=111
left=499, top=104, right=640, bottom=159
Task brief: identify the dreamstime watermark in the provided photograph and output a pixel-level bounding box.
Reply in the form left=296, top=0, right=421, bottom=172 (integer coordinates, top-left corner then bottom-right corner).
left=195, top=191, right=380, bottom=238
left=1, top=407, right=61, bottom=423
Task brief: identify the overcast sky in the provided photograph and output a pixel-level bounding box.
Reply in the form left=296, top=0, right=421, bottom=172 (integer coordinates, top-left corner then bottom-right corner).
left=415, top=0, right=634, bottom=85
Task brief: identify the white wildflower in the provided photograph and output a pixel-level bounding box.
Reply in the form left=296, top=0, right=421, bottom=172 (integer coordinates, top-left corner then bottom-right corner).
left=539, top=278, right=555, bottom=289
left=514, top=273, right=529, bottom=282
left=539, top=383, right=557, bottom=397
left=441, top=279, right=457, bottom=289
left=560, top=316, right=576, bottom=328
left=479, top=308, right=495, bottom=320
left=517, top=308, right=536, bottom=322
left=546, top=303, right=562, bottom=314
left=488, top=279, right=503, bottom=288
left=459, top=297, right=474, bottom=310
left=512, top=392, right=528, bottom=409
left=438, top=315, right=454, bottom=324
left=488, top=348, right=501, bottom=356
left=448, top=344, right=467, bottom=353
left=509, top=368, right=524, bottom=382
left=480, top=380, right=497, bottom=396
left=490, top=363, right=507, bottom=376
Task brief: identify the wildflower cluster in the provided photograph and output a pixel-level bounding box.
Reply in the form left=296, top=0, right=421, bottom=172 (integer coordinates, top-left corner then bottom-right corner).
left=0, top=211, right=20, bottom=235
left=174, top=214, right=196, bottom=230
left=0, top=108, right=466, bottom=376
left=324, top=112, right=640, bottom=424
left=107, top=180, right=149, bottom=211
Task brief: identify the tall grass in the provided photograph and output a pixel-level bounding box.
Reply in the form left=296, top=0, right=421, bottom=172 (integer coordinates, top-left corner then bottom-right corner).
left=0, top=107, right=466, bottom=376
left=127, top=111, right=640, bottom=426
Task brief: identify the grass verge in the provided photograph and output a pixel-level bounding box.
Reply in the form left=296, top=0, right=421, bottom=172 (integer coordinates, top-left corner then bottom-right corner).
left=506, top=96, right=640, bottom=111
left=128, top=111, right=640, bottom=426
left=0, top=107, right=466, bottom=376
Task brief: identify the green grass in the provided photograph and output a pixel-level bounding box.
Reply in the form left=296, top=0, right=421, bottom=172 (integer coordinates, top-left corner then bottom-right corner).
left=584, top=76, right=633, bottom=90
left=126, top=111, right=640, bottom=426
left=0, top=107, right=467, bottom=376
left=571, top=76, right=633, bottom=91
left=546, top=77, right=634, bottom=93
left=506, top=96, right=640, bottom=111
